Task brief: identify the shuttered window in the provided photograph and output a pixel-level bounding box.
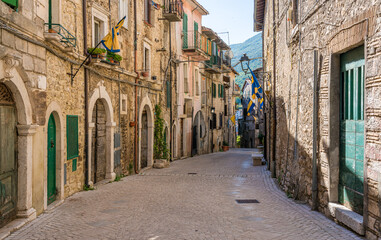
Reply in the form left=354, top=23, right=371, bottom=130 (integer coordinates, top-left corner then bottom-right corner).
left=67, top=115, right=79, bottom=160
left=2, top=0, right=18, bottom=9
left=212, top=83, right=216, bottom=98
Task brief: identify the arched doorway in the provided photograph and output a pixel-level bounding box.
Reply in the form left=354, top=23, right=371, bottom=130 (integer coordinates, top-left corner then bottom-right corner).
left=0, top=83, right=17, bottom=227
left=138, top=96, right=154, bottom=170
left=87, top=83, right=116, bottom=186
left=141, top=108, right=148, bottom=169
left=47, top=114, right=56, bottom=205
left=192, top=111, right=205, bottom=156
left=91, top=99, right=107, bottom=184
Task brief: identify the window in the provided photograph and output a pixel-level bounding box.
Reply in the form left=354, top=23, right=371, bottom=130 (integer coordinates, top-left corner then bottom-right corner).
left=219, top=113, right=223, bottom=129
left=2, top=0, right=18, bottom=10
left=144, top=0, right=151, bottom=24
left=119, top=0, right=129, bottom=28
left=143, top=43, right=151, bottom=76
left=212, top=83, right=216, bottom=98
left=92, top=7, right=108, bottom=47
left=144, top=48, right=150, bottom=71
left=121, top=94, right=127, bottom=115
left=184, top=63, right=189, bottom=93
left=166, top=81, right=171, bottom=108
left=195, top=69, right=199, bottom=96
left=67, top=115, right=79, bottom=160
left=48, top=0, right=60, bottom=26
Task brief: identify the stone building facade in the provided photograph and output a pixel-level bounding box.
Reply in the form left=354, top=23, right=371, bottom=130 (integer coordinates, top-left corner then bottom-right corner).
left=0, top=0, right=237, bottom=231
left=256, top=0, right=381, bottom=238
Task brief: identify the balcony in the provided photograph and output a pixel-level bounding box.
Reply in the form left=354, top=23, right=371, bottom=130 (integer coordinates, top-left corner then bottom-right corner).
left=163, top=0, right=184, bottom=22
left=205, top=55, right=221, bottom=74
left=182, top=31, right=210, bottom=61
left=44, top=23, right=76, bottom=52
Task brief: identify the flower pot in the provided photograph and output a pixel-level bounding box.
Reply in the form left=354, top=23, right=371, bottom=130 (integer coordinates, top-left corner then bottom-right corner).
left=48, top=28, right=57, bottom=33
left=142, top=71, right=149, bottom=77
left=222, top=146, right=229, bottom=152
left=153, top=159, right=169, bottom=169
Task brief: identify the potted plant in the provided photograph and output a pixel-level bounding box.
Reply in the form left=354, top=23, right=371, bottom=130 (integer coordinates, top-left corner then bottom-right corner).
left=153, top=105, right=170, bottom=169
left=113, top=53, right=123, bottom=64
left=106, top=51, right=115, bottom=63
left=222, top=141, right=229, bottom=151
left=141, top=71, right=149, bottom=77
left=87, top=48, right=106, bottom=59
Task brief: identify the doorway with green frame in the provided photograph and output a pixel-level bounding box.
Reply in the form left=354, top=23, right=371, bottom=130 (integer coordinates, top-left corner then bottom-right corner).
left=339, top=45, right=365, bottom=215
left=47, top=114, right=57, bottom=205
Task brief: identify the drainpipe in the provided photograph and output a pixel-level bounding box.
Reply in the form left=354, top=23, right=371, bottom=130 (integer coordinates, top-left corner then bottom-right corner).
left=271, top=0, right=277, bottom=178
left=134, top=0, right=139, bottom=174
left=169, top=22, right=173, bottom=162
left=262, top=28, right=267, bottom=161
left=312, top=50, right=318, bottom=210
left=82, top=0, right=89, bottom=186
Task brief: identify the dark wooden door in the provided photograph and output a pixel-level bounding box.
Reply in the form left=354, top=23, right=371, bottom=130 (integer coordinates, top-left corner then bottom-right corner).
left=0, top=83, right=17, bottom=227
left=47, top=114, right=56, bottom=205
left=339, top=46, right=365, bottom=215
left=141, top=110, right=148, bottom=169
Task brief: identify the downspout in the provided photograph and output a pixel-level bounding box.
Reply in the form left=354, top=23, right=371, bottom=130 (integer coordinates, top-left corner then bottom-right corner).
left=262, top=27, right=267, bottom=161
left=271, top=0, right=277, bottom=178
left=312, top=50, right=318, bottom=210
left=169, top=22, right=173, bottom=162
left=82, top=0, right=89, bottom=186
left=134, top=0, right=139, bottom=174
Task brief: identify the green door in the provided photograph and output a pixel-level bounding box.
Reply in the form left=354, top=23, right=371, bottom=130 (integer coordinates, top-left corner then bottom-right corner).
left=339, top=45, right=365, bottom=215
left=47, top=114, right=56, bottom=205
left=0, top=83, right=17, bottom=227
left=183, top=14, right=188, bottom=49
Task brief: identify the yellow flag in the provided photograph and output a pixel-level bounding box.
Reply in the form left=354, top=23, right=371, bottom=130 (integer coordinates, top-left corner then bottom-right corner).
left=101, top=16, right=126, bottom=53
left=230, top=115, right=236, bottom=125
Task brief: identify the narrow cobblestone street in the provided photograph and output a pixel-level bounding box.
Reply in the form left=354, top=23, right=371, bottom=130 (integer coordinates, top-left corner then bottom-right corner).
left=7, top=149, right=361, bottom=240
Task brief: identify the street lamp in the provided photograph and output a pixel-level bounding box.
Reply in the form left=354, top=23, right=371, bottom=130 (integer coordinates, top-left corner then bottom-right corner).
left=239, top=54, right=251, bottom=75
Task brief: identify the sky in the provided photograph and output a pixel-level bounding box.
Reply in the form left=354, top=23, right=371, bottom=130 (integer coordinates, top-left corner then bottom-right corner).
left=197, top=0, right=258, bottom=45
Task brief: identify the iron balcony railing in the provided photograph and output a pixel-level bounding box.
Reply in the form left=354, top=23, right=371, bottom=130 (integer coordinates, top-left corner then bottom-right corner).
left=45, top=23, right=77, bottom=48
left=163, top=0, right=184, bottom=18
left=183, top=31, right=209, bottom=55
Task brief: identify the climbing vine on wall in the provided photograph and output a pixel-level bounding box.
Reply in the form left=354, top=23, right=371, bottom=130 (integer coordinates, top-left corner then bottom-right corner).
left=154, top=105, right=169, bottom=160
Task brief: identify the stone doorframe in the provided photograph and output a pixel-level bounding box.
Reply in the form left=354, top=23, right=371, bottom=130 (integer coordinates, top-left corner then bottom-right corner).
left=0, top=53, right=37, bottom=221
left=138, top=95, right=154, bottom=170
left=44, top=102, right=65, bottom=209
left=88, top=82, right=116, bottom=186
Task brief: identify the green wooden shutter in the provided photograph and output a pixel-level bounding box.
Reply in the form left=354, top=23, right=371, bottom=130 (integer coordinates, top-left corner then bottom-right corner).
left=183, top=14, right=188, bottom=49
left=2, top=0, right=18, bottom=9
left=194, top=21, right=198, bottom=48
left=67, top=115, right=79, bottom=159
left=212, top=83, right=216, bottom=98
left=221, top=85, right=224, bottom=98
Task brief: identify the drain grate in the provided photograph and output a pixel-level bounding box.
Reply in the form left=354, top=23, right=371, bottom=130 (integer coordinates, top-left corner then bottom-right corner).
left=236, top=199, right=260, bottom=204
left=188, top=173, right=198, bottom=175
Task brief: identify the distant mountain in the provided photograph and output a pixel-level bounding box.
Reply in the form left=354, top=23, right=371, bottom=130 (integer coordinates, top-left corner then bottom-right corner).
left=230, top=32, right=263, bottom=90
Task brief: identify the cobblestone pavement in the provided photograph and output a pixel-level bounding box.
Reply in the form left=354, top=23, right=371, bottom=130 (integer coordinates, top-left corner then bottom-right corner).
left=7, top=149, right=362, bottom=240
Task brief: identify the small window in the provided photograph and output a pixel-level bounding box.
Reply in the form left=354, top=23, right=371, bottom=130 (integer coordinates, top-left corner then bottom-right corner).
left=121, top=94, right=127, bottom=115
left=67, top=115, right=79, bottom=160
left=195, top=69, right=199, bottom=96
left=144, top=0, right=151, bottom=24
left=92, top=7, right=108, bottom=47
left=184, top=63, right=189, bottom=93
left=119, top=0, right=129, bottom=28
left=143, top=47, right=150, bottom=72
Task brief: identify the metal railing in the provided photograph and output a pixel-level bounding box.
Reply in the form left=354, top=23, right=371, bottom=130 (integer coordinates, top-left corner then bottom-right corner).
left=183, top=31, right=209, bottom=55
left=45, top=23, right=77, bottom=47
left=163, top=0, right=184, bottom=18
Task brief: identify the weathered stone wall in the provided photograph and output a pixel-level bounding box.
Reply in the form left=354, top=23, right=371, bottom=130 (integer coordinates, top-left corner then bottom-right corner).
left=264, top=0, right=381, bottom=238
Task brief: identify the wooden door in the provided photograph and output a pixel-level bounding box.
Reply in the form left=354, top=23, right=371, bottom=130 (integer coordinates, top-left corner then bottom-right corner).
left=141, top=110, right=148, bottom=169
left=47, top=114, right=56, bottom=205
left=339, top=46, right=365, bottom=215
left=0, top=83, right=17, bottom=227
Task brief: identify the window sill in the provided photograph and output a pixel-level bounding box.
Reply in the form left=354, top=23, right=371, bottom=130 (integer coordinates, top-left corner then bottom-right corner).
left=328, top=202, right=364, bottom=235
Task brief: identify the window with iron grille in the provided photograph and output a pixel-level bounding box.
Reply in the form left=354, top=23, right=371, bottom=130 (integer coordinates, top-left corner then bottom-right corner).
left=67, top=115, right=79, bottom=160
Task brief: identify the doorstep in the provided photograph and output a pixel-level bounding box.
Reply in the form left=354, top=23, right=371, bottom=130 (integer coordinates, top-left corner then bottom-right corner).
left=328, top=202, right=364, bottom=235
left=0, top=218, right=31, bottom=240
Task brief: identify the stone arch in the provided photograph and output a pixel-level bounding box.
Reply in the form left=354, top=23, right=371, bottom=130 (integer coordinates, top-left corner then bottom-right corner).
left=44, top=102, right=65, bottom=209
left=138, top=95, right=154, bottom=170
left=0, top=54, right=37, bottom=222
left=87, top=82, right=116, bottom=186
